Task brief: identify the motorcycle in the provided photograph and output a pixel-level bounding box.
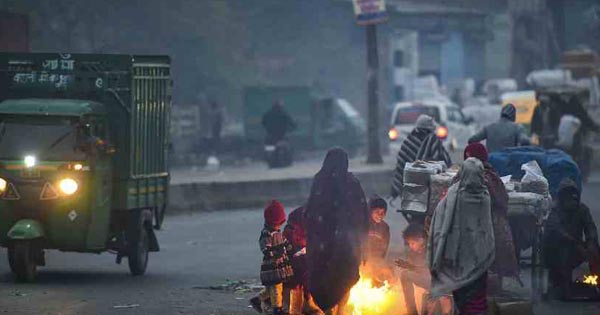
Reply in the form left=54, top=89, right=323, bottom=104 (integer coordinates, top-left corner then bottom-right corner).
left=264, top=139, right=293, bottom=169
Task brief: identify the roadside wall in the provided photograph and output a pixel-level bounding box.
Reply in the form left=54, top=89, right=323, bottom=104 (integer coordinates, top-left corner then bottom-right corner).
left=169, top=169, right=393, bottom=212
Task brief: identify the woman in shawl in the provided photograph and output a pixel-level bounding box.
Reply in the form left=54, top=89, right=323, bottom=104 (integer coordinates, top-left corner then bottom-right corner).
left=428, top=158, right=495, bottom=315
left=463, top=143, right=520, bottom=286
left=391, top=115, right=452, bottom=198
left=305, top=148, right=370, bottom=315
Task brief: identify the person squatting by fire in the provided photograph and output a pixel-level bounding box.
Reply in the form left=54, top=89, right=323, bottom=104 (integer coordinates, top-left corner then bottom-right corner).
left=543, top=178, right=600, bottom=299
left=396, top=223, right=431, bottom=315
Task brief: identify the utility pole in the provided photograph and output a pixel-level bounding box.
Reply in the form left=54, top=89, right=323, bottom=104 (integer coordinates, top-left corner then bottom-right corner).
left=352, top=0, right=387, bottom=164
left=366, top=24, right=382, bottom=164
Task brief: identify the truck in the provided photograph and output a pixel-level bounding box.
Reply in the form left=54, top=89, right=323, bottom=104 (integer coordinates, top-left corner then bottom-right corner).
left=0, top=52, right=171, bottom=281
left=243, top=86, right=366, bottom=155
left=0, top=11, right=29, bottom=52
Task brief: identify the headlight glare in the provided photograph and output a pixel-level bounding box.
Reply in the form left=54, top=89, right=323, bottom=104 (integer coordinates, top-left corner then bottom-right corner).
left=0, top=178, right=6, bottom=192
left=59, top=178, right=78, bottom=195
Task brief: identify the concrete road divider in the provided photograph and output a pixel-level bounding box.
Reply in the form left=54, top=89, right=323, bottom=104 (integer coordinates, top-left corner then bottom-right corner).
left=168, top=158, right=394, bottom=213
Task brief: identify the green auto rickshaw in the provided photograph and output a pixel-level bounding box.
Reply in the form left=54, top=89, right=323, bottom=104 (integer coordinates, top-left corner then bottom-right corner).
left=0, top=53, right=171, bottom=281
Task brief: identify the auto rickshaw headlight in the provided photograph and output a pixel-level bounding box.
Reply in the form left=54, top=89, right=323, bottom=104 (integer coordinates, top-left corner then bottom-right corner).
left=59, top=178, right=78, bottom=195
left=0, top=178, right=6, bottom=193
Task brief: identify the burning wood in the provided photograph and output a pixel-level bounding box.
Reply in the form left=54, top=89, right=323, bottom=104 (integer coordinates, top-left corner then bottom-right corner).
left=347, top=277, right=404, bottom=315
left=583, top=274, right=598, bottom=286
left=570, top=274, right=600, bottom=301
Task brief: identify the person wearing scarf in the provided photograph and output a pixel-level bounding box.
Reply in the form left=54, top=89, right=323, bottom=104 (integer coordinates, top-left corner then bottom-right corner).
left=283, top=206, right=323, bottom=315
left=543, top=178, right=600, bottom=299
left=391, top=115, right=452, bottom=198
left=428, top=158, right=495, bottom=315
left=305, top=148, right=370, bottom=314
left=463, top=143, right=520, bottom=284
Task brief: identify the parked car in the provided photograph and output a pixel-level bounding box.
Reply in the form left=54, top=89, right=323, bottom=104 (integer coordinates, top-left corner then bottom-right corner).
left=388, top=100, right=475, bottom=154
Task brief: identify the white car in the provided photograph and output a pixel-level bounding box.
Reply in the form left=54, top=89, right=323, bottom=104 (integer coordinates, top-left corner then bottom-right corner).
left=388, top=100, right=476, bottom=155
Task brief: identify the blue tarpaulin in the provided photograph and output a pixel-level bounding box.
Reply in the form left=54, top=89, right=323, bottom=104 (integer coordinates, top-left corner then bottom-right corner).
left=489, top=146, right=581, bottom=197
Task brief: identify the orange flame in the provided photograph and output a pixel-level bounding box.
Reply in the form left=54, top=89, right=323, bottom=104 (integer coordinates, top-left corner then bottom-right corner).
left=583, top=274, right=598, bottom=286
left=347, top=277, right=405, bottom=315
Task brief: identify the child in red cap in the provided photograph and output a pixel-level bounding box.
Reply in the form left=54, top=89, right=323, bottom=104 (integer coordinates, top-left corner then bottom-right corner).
left=259, top=200, right=294, bottom=315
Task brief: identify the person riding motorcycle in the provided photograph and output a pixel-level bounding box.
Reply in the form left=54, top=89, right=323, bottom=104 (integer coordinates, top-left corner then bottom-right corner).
left=262, top=100, right=297, bottom=167
left=262, top=100, right=297, bottom=144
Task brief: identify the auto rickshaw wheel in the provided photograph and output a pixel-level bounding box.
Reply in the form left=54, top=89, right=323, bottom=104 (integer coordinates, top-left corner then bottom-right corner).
left=128, top=217, right=149, bottom=276
left=9, top=241, right=37, bottom=282
left=8, top=246, right=17, bottom=274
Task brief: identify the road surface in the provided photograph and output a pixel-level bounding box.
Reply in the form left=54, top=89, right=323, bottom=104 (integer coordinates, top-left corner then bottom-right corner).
left=1, top=182, right=600, bottom=314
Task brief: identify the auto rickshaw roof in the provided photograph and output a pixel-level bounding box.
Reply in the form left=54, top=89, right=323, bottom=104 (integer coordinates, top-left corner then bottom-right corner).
left=536, top=85, right=589, bottom=95
left=0, top=98, right=106, bottom=116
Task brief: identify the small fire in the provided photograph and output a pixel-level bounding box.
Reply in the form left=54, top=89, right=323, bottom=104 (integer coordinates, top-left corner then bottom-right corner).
left=583, top=274, right=598, bottom=286
left=348, top=278, right=397, bottom=315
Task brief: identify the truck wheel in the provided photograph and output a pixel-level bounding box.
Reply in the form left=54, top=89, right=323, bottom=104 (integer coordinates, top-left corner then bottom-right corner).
left=128, top=222, right=149, bottom=276
left=9, top=242, right=37, bottom=282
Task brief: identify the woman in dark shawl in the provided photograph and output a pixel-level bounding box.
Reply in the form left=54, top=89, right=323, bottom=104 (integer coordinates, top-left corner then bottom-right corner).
left=305, top=148, right=370, bottom=314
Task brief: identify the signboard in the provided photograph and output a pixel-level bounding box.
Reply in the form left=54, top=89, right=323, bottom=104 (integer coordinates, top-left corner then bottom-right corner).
left=9, top=54, right=76, bottom=90
left=353, top=0, right=388, bottom=25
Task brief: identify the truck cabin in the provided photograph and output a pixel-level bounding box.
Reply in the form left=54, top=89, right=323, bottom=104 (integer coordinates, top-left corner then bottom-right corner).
left=0, top=99, right=111, bottom=165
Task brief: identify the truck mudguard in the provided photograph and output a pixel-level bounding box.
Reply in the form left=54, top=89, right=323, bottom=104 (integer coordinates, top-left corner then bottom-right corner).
left=7, top=219, right=45, bottom=240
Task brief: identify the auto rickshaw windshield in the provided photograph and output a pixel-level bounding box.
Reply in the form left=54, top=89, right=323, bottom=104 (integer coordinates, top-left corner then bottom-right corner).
left=0, top=116, right=87, bottom=161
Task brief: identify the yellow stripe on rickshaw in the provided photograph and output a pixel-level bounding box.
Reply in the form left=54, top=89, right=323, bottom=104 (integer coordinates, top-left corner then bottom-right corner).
left=128, top=186, right=165, bottom=195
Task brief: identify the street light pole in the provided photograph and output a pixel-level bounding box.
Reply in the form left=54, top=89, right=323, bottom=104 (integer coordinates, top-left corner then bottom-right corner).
left=366, top=24, right=383, bottom=164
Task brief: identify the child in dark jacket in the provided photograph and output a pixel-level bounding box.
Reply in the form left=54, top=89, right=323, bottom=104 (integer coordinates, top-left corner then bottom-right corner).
left=283, top=206, right=323, bottom=315
left=259, top=200, right=294, bottom=315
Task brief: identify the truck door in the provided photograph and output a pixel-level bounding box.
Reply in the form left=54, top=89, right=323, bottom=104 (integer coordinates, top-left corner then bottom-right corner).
left=85, top=117, right=113, bottom=249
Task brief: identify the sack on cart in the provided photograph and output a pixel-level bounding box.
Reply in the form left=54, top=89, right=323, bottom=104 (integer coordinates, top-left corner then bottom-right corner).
left=489, top=146, right=581, bottom=197
left=428, top=173, right=456, bottom=214
left=508, top=191, right=551, bottom=258
left=399, top=161, right=446, bottom=216
left=520, top=161, right=550, bottom=196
